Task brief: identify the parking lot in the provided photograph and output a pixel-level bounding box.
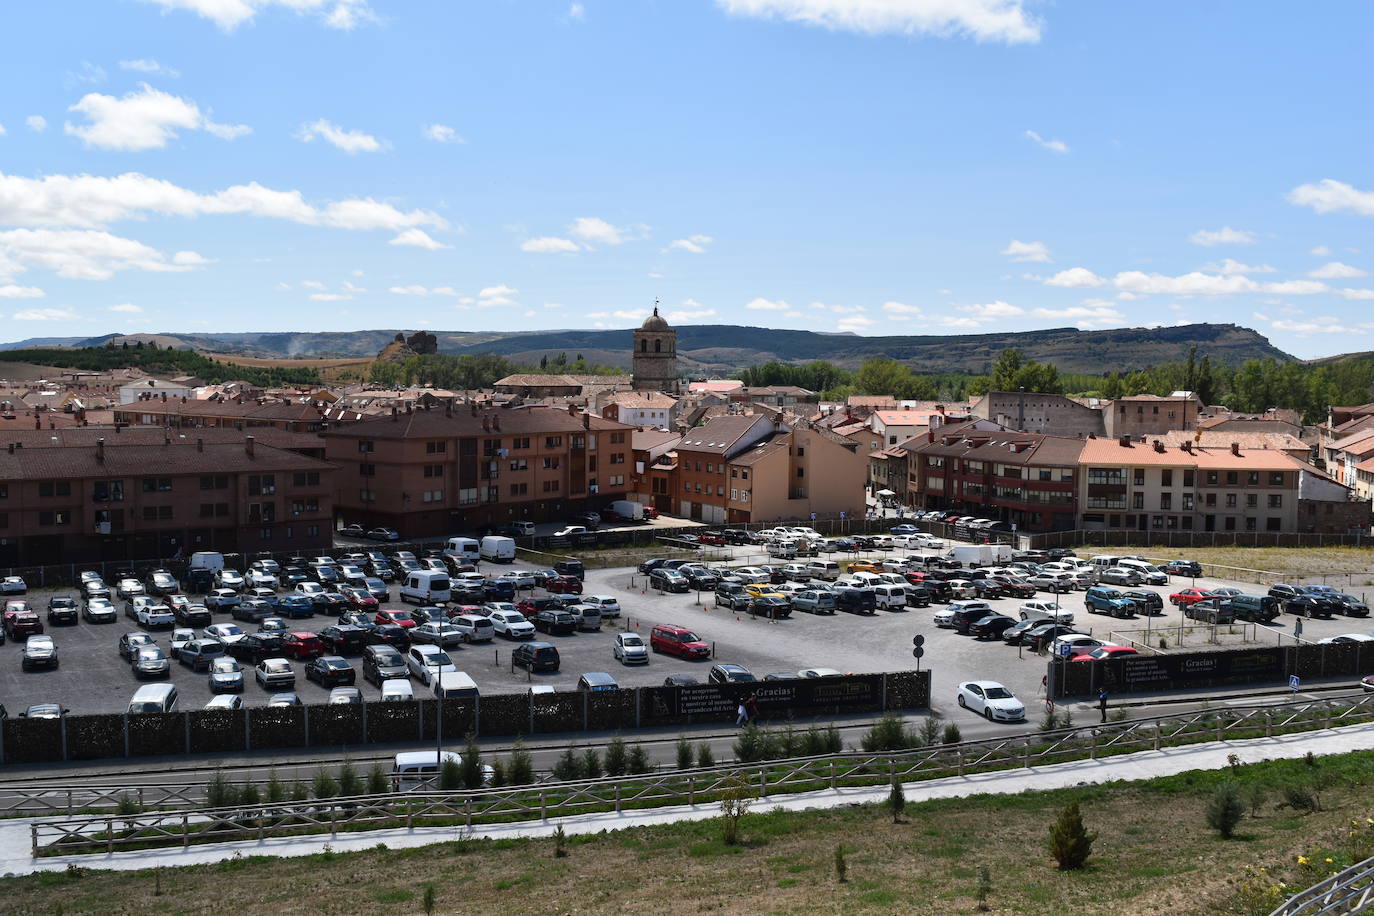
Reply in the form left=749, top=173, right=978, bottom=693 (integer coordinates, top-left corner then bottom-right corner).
left=2, top=542, right=1371, bottom=728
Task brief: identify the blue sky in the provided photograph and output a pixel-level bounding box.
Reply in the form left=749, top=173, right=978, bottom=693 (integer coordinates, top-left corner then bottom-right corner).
left=1, top=1, right=1372, bottom=358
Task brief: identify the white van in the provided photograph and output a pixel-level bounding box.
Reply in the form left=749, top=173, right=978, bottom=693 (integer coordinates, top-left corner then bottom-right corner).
left=480, top=535, right=516, bottom=563
left=767, top=542, right=798, bottom=560
left=1117, top=558, right=1168, bottom=584
left=392, top=750, right=460, bottom=791
left=128, top=683, right=178, bottom=714
left=849, top=571, right=885, bottom=588
left=1089, top=554, right=1122, bottom=572
left=433, top=671, right=480, bottom=699
left=805, top=560, right=840, bottom=581
left=873, top=584, right=910, bottom=610
left=188, top=551, right=225, bottom=573
left=443, top=537, right=480, bottom=563
left=380, top=679, right=414, bottom=701
left=401, top=569, right=451, bottom=604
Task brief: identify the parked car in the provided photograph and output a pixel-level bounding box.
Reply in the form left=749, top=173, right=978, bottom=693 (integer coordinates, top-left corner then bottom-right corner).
left=411, top=621, right=464, bottom=648
left=305, top=655, right=357, bottom=687
left=1073, top=645, right=1140, bottom=662
left=1097, top=567, right=1142, bottom=588
left=1284, top=595, right=1335, bottom=619
left=708, top=664, right=755, bottom=684
left=338, top=524, right=366, bottom=538
left=1184, top=599, right=1236, bottom=624
left=222, top=632, right=283, bottom=665
left=511, top=641, right=560, bottom=673
left=204, top=622, right=247, bottom=645
left=534, top=609, right=578, bottom=635
left=968, top=614, right=1018, bottom=640
left=2, top=609, right=43, bottom=640
left=1224, top=594, right=1281, bottom=623
left=255, top=658, right=296, bottom=690
left=1022, top=624, right=1079, bottom=652
left=282, top=631, right=326, bottom=660
left=650, top=624, right=710, bottom=659
left=649, top=569, right=690, bottom=593
left=1084, top=586, right=1137, bottom=618
left=362, top=645, right=409, bottom=685
left=20, top=634, right=58, bottom=670
left=406, top=645, right=457, bottom=684
left=1169, top=587, right=1215, bottom=607
left=319, top=624, right=369, bottom=655
left=1, top=576, right=28, bottom=595
left=178, top=638, right=227, bottom=670
left=1162, top=559, right=1203, bottom=577
left=1330, top=594, right=1370, bottom=618
left=132, top=647, right=172, bottom=679
left=1121, top=589, right=1165, bottom=616
left=613, top=632, right=649, bottom=664
left=1017, top=601, right=1074, bottom=625
left=956, top=681, right=1025, bottom=722
left=208, top=657, right=245, bottom=692
left=45, top=596, right=79, bottom=626
left=82, top=597, right=118, bottom=624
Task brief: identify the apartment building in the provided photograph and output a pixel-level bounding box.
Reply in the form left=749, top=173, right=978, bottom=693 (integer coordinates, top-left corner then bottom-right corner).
left=1102, top=394, right=1201, bottom=439
left=323, top=403, right=634, bottom=537
left=627, top=428, right=681, bottom=515
left=0, top=435, right=335, bottom=565
left=906, top=425, right=1084, bottom=532
left=971, top=391, right=1106, bottom=436
left=112, top=397, right=330, bottom=433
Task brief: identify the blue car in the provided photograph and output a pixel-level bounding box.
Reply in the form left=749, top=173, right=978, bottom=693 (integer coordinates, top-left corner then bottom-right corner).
left=890, top=524, right=919, bottom=536
left=483, top=579, right=516, bottom=601
left=278, top=595, right=315, bottom=619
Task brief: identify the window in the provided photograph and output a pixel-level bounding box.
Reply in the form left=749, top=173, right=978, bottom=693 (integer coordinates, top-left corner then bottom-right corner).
left=359, top=463, right=376, bottom=477
left=588, top=456, right=597, bottom=471
left=1152, top=515, right=1164, bottom=528
left=199, top=502, right=229, bottom=518
left=0, top=485, right=5, bottom=498
left=39, top=510, right=71, bottom=526
left=1161, top=469, right=1173, bottom=487
left=730, top=488, right=737, bottom=500
left=1224, top=516, right=1236, bottom=531
left=1132, top=469, right=1144, bottom=486
left=92, top=480, right=125, bottom=502
left=141, top=477, right=173, bottom=492
left=509, top=458, right=528, bottom=471
left=359, top=490, right=376, bottom=503
left=483, top=439, right=500, bottom=457
left=247, top=474, right=276, bottom=496
left=610, top=453, right=625, bottom=464
left=1152, top=406, right=1159, bottom=415
left=141, top=505, right=173, bottom=521
left=292, top=472, right=321, bottom=487
left=1087, top=469, right=1124, bottom=485
left=1132, top=492, right=1144, bottom=509
left=425, top=441, right=447, bottom=454
left=1226, top=471, right=1238, bottom=485
left=423, top=464, right=443, bottom=478
left=512, top=437, right=530, bottom=450
left=1246, top=471, right=1259, bottom=486
left=509, top=483, right=528, bottom=496
left=1225, top=494, right=1237, bottom=508
left=705, top=462, right=713, bottom=473
left=1182, top=494, right=1194, bottom=510
left=290, top=499, right=319, bottom=514
left=1245, top=517, right=1257, bottom=532
left=683, top=482, right=690, bottom=493
left=1183, top=470, right=1194, bottom=487
left=610, top=432, right=626, bottom=444
left=572, top=436, right=586, bottom=450
left=484, top=486, right=499, bottom=502
left=248, top=502, right=276, bottom=523
left=422, top=490, right=444, bottom=503
left=1038, top=469, right=1052, bottom=481
left=1160, top=493, right=1172, bottom=510
left=458, top=488, right=478, bottom=505
left=1268, top=494, right=1283, bottom=509
left=38, top=482, right=72, bottom=497
left=545, top=436, right=562, bottom=449
left=357, top=440, right=374, bottom=453
left=199, top=475, right=228, bottom=490
left=542, top=479, right=561, bottom=493
left=1269, top=472, right=1285, bottom=486
left=306, top=524, right=320, bottom=537
left=543, top=457, right=560, bottom=470
left=1246, top=494, right=1257, bottom=508
left=259, top=527, right=273, bottom=540
left=796, top=447, right=805, bottom=457
left=1267, top=517, right=1281, bottom=531
left=796, top=467, right=805, bottom=478
left=1205, top=492, right=1216, bottom=507
left=741, top=470, right=749, bottom=480
left=1087, top=497, right=1126, bottom=509
left=609, top=475, right=624, bottom=486
left=1206, top=471, right=1218, bottom=485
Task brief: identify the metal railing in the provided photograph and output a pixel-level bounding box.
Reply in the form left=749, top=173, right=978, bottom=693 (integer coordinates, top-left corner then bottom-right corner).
left=26, top=692, right=1374, bottom=854
left=1270, top=854, right=1374, bottom=916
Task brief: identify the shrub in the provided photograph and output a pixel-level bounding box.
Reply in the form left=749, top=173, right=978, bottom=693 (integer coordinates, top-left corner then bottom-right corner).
left=206, top=771, right=237, bottom=808
left=1206, top=782, right=1245, bottom=839
left=423, top=882, right=437, bottom=915
left=917, top=715, right=943, bottom=747
left=1244, top=783, right=1269, bottom=818
left=239, top=784, right=261, bottom=806
left=824, top=726, right=842, bottom=754
left=778, top=721, right=801, bottom=757
left=1281, top=782, right=1320, bottom=814
left=337, top=760, right=361, bottom=797
left=604, top=736, right=628, bottom=777
left=758, top=728, right=783, bottom=761
left=802, top=726, right=827, bottom=756
left=553, top=747, right=583, bottom=781
left=582, top=748, right=603, bottom=779
left=462, top=736, right=484, bottom=789
left=313, top=767, right=340, bottom=800
left=862, top=714, right=915, bottom=752
left=266, top=770, right=286, bottom=803
left=508, top=741, right=535, bottom=785
left=975, top=864, right=992, bottom=912
left=719, top=774, right=754, bottom=846
left=367, top=761, right=390, bottom=795
left=734, top=723, right=766, bottom=762
left=834, top=843, right=848, bottom=882
left=1038, top=708, right=1061, bottom=733
left=1047, top=801, right=1095, bottom=870
left=941, top=722, right=962, bottom=744
left=114, top=794, right=143, bottom=817
left=289, top=780, right=310, bottom=802
left=490, top=760, right=507, bottom=787
left=439, top=756, right=463, bottom=790
left=627, top=744, right=652, bottom=774
left=553, top=823, right=568, bottom=858
left=887, top=781, right=905, bottom=823
left=676, top=736, right=694, bottom=769
left=696, top=743, right=716, bottom=769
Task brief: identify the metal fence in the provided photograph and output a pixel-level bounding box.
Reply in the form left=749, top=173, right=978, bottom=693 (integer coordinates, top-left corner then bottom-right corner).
left=1270, top=854, right=1374, bottom=916
left=24, top=691, right=1374, bottom=851
left=1026, top=529, right=1374, bottom=552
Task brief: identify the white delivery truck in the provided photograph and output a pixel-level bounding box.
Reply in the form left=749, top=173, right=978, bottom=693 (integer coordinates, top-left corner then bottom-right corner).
left=946, top=544, right=1013, bottom=567
left=610, top=499, right=646, bottom=522
left=479, top=535, right=516, bottom=563
left=400, top=569, right=451, bottom=604
left=442, top=537, right=480, bottom=563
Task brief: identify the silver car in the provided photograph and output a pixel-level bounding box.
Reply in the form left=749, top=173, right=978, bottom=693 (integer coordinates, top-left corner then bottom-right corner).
left=133, top=647, right=171, bottom=679
left=411, top=621, right=464, bottom=648
left=21, top=635, right=58, bottom=670
left=612, top=632, right=648, bottom=665
left=208, top=657, right=245, bottom=692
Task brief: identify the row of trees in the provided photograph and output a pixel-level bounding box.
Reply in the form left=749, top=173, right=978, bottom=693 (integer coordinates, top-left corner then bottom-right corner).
left=5, top=346, right=322, bottom=388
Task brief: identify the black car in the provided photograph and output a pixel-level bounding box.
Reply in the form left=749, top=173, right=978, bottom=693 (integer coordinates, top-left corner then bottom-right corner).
left=1043, top=548, right=1077, bottom=560
left=971, top=579, right=1003, bottom=599
left=649, top=569, right=690, bottom=593
left=834, top=586, right=876, bottom=615
left=747, top=596, right=792, bottom=620
left=337, top=612, right=376, bottom=629
left=663, top=674, right=700, bottom=687
left=534, top=610, right=578, bottom=635
left=912, top=575, right=953, bottom=602
left=223, top=632, right=285, bottom=664
left=232, top=600, right=275, bottom=623
left=1162, top=559, right=1203, bottom=577
left=1001, top=619, right=1040, bottom=645
left=1268, top=583, right=1303, bottom=602
left=1023, top=624, right=1077, bottom=652
left=512, top=641, right=560, bottom=672
left=683, top=568, right=720, bottom=589
left=365, top=623, right=411, bottom=649
left=952, top=604, right=996, bottom=634
left=1120, top=589, right=1165, bottom=616
left=851, top=536, right=875, bottom=549
left=904, top=584, right=933, bottom=608
left=320, top=625, right=368, bottom=655
left=281, top=565, right=311, bottom=586
left=305, top=655, right=356, bottom=687
left=969, top=614, right=1018, bottom=640
left=46, top=596, right=79, bottom=626
left=1331, top=593, right=1371, bottom=618
left=554, top=560, right=585, bottom=581
left=1298, top=588, right=1346, bottom=616
left=1284, top=596, right=1334, bottom=619
left=569, top=512, right=601, bottom=531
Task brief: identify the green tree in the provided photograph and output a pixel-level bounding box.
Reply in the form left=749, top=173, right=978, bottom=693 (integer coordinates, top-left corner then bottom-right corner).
left=461, top=735, right=484, bottom=789
left=1047, top=801, right=1096, bottom=870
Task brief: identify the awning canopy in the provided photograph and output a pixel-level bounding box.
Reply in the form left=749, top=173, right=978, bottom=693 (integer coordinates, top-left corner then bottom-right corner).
left=876, top=489, right=897, bottom=497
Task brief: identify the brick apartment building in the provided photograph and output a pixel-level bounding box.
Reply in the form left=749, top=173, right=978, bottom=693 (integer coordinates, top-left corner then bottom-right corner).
left=323, top=403, right=634, bottom=537
left=0, top=434, right=335, bottom=565
left=113, top=397, right=330, bottom=433
left=1102, top=394, right=1201, bottom=439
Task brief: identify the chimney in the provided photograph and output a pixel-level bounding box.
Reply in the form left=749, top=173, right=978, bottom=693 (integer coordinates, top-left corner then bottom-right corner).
left=1118, top=436, right=1131, bottom=447
left=568, top=403, right=578, bottom=415
left=245, top=436, right=255, bottom=457
left=196, top=437, right=204, bottom=452
left=1181, top=440, right=1193, bottom=454
left=96, top=438, right=105, bottom=463
left=1231, top=442, right=1240, bottom=456
left=582, top=412, right=590, bottom=429
left=1153, top=440, right=1165, bottom=453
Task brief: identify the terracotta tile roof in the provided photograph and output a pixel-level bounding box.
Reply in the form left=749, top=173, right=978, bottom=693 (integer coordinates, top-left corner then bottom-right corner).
left=0, top=439, right=333, bottom=481
left=325, top=405, right=632, bottom=440
left=1157, top=430, right=1309, bottom=452
left=678, top=415, right=767, bottom=455
left=494, top=374, right=630, bottom=389
left=1079, top=438, right=1310, bottom=471
left=607, top=391, right=677, bottom=409
left=728, top=435, right=789, bottom=467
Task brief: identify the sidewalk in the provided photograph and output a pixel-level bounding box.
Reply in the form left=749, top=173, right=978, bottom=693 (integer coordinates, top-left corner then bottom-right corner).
left=4, top=719, right=1372, bottom=877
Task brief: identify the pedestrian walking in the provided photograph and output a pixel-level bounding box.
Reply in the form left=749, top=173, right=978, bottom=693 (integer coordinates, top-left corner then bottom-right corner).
left=736, top=701, right=748, bottom=727
left=745, top=693, right=760, bottom=723
left=1098, top=687, right=1109, bottom=723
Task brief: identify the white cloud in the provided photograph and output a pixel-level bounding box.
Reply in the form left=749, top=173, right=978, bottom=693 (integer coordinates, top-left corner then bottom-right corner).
left=13, top=307, right=78, bottom=321
left=422, top=123, right=465, bottom=144
left=882, top=301, right=922, bottom=315
left=109, top=303, right=143, bottom=313
left=65, top=84, right=250, bottom=151
left=829, top=303, right=866, bottom=314
left=1202, top=258, right=1275, bottom=276
left=521, top=236, right=581, bottom=253
left=1311, top=245, right=1333, bottom=257
left=1339, top=288, right=1374, bottom=301
left=142, top=0, right=375, bottom=31
left=0, top=284, right=44, bottom=298
left=666, top=301, right=716, bottom=322
left=388, top=228, right=449, bottom=250
left=300, top=280, right=326, bottom=290
left=665, top=234, right=713, bottom=254
left=0, top=228, right=207, bottom=280
left=570, top=216, right=629, bottom=246
left=1043, top=267, right=1105, bottom=288
left=716, top=0, right=1040, bottom=43
left=1024, top=130, right=1068, bottom=154
left=478, top=284, right=517, bottom=299
left=932, top=316, right=984, bottom=328
left=1189, top=226, right=1256, bottom=247
left=297, top=118, right=383, bottom=153
left=309, top=292, right=351, bottom=301
left=1288, top=179, right=1374, bottom=217
left=26, top=115, right=48, bottom=132
left=0, top=123, right=6, bottom=136
left=65, top=62, right=107, bottom=87
left=569, top=2, right=585, bottom=20
left=837, top=314, right=875, bottom=332
left=119, top=59, right=180, bottom=77
left=1262, top=279, right=1329, bottom=295
left=1001, top=239, right=1050, bottom=262
left=1031, top=305, right=1125, bottom=321
left=745, top=297, right=790, bottom=311
left=1270, top=317, right=1361, bottom=336
left=957, top=300, right=1024, bottom=321
left=1308, top=261, right=1367, bottom=279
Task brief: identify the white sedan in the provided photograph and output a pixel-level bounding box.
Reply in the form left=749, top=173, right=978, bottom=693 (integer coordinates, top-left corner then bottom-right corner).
left=613, top=632, right=649, bottom=664
left=487, top=609, right=535, bottom=639
left=732, top=567, right=771, bottom=585
left=956, top=681, right=1026, bottom=722
left=946, top=579, right=977, bottom=599
left=498, top=570, right=537, bottom=588
left=116, top=578, right=146, bottom=599
left=0, top=576, right=27, bottom=595
left=1318, top=633, right=1374, bottom=645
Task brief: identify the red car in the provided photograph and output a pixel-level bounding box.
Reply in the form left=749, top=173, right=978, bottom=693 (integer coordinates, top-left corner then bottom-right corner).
left=546, top=575, right=583, bottom=595
left=3, top=609, right=44, bottom=639
left=341, top=586, right=379, bottom=612
left=1169, top=587, right=1214, bottom=607
left=696, top=533, right=725, bottom=546
left=162, top=594, right=191, bottom=613
left=375, top=608, right=418, bottom=629
left=643, top=506, right=659, bottom=520
left=282, top=631, right=325, bottom=660
left=649, top=624, right=710, bottom=659
left=1072, top=645, right=1140, bottom=662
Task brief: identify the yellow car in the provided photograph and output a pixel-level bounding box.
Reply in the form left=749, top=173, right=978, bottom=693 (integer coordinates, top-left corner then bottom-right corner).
left=847, top=561, right=883, bottom=575
left=743, top=583, right=782, bottom=600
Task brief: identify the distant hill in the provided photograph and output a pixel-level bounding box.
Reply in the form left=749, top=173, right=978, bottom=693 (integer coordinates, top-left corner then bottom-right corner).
left=0, top=323, right=1292, bottom=375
